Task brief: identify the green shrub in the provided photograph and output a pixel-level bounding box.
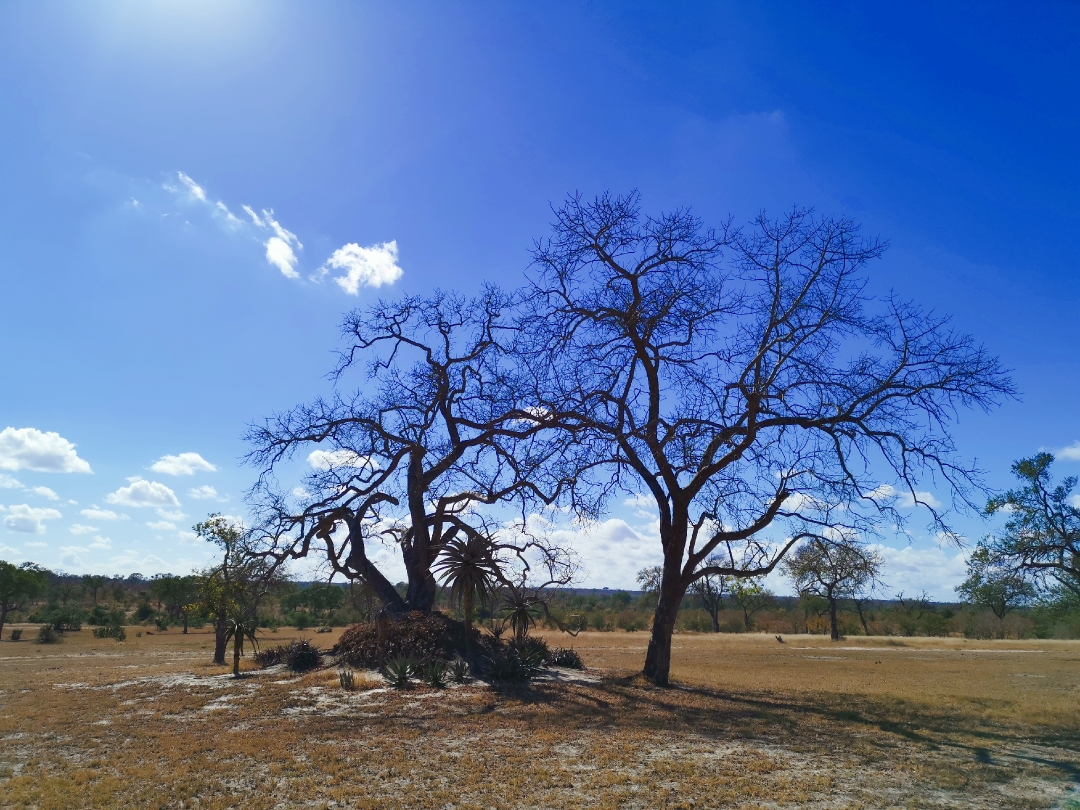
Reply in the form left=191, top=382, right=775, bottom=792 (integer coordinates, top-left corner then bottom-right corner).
left=381, top=657, right=414, bottom=689
left=421, top=659, right=448, bottom=688
left=339, top=669, right=357, bottom=691
left=449, top=657, right=470, bottom=683
left=36, top=625, right=60, bottom=644
left=93, top=624, right=126, bottom=641
left=47, top=608, right=84, bottom=632
left=10, top=628, right=22, bottom=641
left=253, top=645, right=284, bottom=668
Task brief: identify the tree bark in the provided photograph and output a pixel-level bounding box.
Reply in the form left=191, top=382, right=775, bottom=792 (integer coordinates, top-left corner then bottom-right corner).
left=643, top=572, right=685, bottom=686
left=232, top=631, right=242, bottom=677
left=0, top=605, right=8, bottom=641
left=828, top=596, right=839, bottom=641
left=709, top=605, right=720, bottom=633
left=214, top=610, right=228, bottom=665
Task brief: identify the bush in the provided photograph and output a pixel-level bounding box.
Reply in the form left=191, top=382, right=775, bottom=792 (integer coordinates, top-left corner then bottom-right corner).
left=547, top=647, right=584, bottom=669
left=420, top=659, right=448, bottom=688
left=477, top=634, right=546, bottom=682
left=285, top=639, right=323, bottom=671
left=47, top=608, right=84, bottom=632
left=93, top=624, right=126, bottom=641
left=337, top=611, right=476, bottom=668
left=253, top=645, right=284, bottom=668
left=36, top=625, right=60, bottom=644
left=10, top=628, right=22, bottom=641
left=154, top=616, right=169, bottom=631
left=339, top=669, right=357, bottom=691
left=449, top=657, right=470, bottom=682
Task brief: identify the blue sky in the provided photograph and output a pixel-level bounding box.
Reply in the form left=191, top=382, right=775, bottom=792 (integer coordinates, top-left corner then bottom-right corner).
left=0, top=1, right=1077, bottom=598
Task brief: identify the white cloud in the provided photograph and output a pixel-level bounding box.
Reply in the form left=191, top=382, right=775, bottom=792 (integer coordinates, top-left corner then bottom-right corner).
left=3, top=504, right=63, bottom=534
left=307, top=449, right=373, bottom=471
left=31, top=486, right=59, bottom=501
left=177, top=531, right=201, bottom=545
left=242, top=205, right=264, bottom=227
left=188, top=484, right=224, bottom=501
left=870, top=544, right=970, bottom=602
left=0, top=427, right=92, bottom=473
left=1057, top=441, right=1080, bottom=462
left=321, top=241, right=403, bottom=294
left=266, top=236, right=300, bottom=278
left=81, top=506, right=126, bottom=521
left=106, top=479, right=180, bottom=508
left=175, top=171, right=207, bottom=202
left=23, top=541, right=46, bottom=548
left=0, top=474, right=23, bottom=489
left=69, top=524, right=99, bottom=535
left=146, top=520, right=176, bottom=531
left=156, top=508, right=187, bottom=522
left=89, top=535, right=112, bottom=550
left=150, top=452, right=217, bottom=476
left=59, top=547, right=84, bottom=568
left=292, top=486, right=312, bottom=500
left=214, top=201, right=242, bottom=228
left=865, top=484, right=942, bottom=510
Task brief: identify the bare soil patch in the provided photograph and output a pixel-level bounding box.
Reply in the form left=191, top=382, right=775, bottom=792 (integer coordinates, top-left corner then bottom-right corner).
left=1, top=625, right=1078, bottom=808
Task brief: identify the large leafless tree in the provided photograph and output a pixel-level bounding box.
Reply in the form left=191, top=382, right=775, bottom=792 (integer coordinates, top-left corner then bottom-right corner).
left=245, top=288, right=574, bottom=614
left=517, top=192, right=1013, bottom=685
left=781, top=539, right=882, bottom=640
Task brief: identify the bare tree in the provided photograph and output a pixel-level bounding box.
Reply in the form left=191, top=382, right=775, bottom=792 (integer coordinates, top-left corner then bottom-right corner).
left=245, top=289, right=574, bottom=615
left=728, top=577, right=772, bottom=632
left=782, top=539, right=882, bottom=640
left=518, top=192, right=1013, bottom=684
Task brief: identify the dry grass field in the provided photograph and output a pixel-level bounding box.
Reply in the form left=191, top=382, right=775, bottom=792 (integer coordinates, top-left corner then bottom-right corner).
left=1, top=625, right=1079, bottom=809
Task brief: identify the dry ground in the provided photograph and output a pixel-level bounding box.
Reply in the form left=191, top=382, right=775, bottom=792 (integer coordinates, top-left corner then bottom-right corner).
left=1, top=625, right=1078, bottom=809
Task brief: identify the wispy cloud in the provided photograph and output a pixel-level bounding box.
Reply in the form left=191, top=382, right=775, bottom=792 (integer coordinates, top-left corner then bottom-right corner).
left=160, top=171, right=401, bottom=292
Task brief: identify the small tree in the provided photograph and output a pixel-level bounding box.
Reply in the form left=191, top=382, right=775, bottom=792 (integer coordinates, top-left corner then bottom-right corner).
left=433, top=534, right=500, bottom=653
left=728, top=577, right=772, bottom=632
left=690, top=555, right=728, bottom=632
left=636, top=566, right=663, bottom=607
left=0, top=561, right=47, bottom=640
left=190, top=515, right=274, bottom=665
left=782, top=540, right=882, bottom=641
left=956, top=542, right=1035, bottom=628
left=82, top=575, right=107, bottom=605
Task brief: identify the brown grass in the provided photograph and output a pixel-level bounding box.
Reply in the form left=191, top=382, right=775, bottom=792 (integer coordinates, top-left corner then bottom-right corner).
left=1, top=624, right=1078, bottom=809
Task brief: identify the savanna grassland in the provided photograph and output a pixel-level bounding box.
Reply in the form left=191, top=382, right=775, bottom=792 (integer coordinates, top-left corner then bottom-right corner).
left=1, top=626, right=1078, bottom=809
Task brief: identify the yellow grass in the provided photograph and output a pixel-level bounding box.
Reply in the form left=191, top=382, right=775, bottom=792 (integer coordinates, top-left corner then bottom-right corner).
left=1, top=624, right=1078, bottom=809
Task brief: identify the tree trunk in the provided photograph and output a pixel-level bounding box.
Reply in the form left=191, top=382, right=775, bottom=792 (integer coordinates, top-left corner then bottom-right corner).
left=0, top=605, right=7, bottom=641
left=463, top=588, right=474, bottom=661
left=742, top=607, right=751, bottom=632
left=854, top=600, right=870, bottom=635
left=182, top=612, right=189, bottom=634
left=232, top=631, right=242, bottom=677
left=643, top=573, right=685, bottom=686
left=829, top=596, right=839, bottom=641
left=709, top=606, right=720, bottom=633
left=213, top=610, right=228, bottom=665
left=403, top=543, right=437, bottom=612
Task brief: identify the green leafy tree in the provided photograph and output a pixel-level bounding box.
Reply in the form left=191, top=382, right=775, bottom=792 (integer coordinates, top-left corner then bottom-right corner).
left=728, top=578, right=772, bottom=632
left=782, top=540, right=882, bottom=641
left=985, top=453, right=1080, bottom=598
left=0, top=561, right=48, bottom=640
left=956, top=542, right=1036, bottom=625
left=189, top=514, right=275, bottom=665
